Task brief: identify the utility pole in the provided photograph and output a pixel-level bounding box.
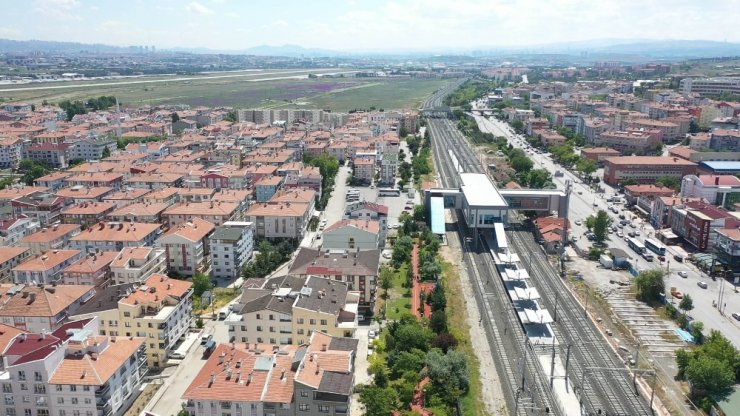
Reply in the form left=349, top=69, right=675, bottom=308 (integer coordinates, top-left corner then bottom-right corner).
left=633, top=342, right=641, bottom=394
left=565, top=344, right=572, bottom=393
left=550, top=338, right=557, bottom=389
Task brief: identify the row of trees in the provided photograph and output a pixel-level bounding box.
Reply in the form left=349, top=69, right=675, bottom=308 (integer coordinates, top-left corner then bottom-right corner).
left=443, top=79, right=499, bottom=107
left=115, top=135, right=168, bottom=150
left=18, top=160, right=50, bottom=185
left=303, top=154, right=340, bottom=210
left=58, top=95, right=117, bottom=121
left=242, top=240, right=295, bottom=279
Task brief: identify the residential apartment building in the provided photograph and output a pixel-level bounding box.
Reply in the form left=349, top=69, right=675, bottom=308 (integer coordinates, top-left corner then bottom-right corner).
left=11, top=191, right=66, bottom=226
left=379, top=151, right=398, bottom=186
left=709, top=129, right=740, bottom=152
left=228, top=275, right=358, bottom=345
left=210, top=221, right=254, bottom=280
left=322, top=220, right=381, bottom=250
left=107, top=202, right=169, bottom=223
left=715, top=228, right=740, bottom=274
left=595, top=130, right=659, bottom=155
left=580, top=147, right=621, bottom=166
left=0, top=217, right=39, bottom=246
left=12, top=249, right=83, bottom=285
left=60, top=251, right=118, bottom=286
left=1, top=318, right=148, bottom=416
left=344, top=202, right=388, bottom=242
left=22, top=142, right=69, bottom=168
left=352, top=158, right=375, bottom=183
left=245, top=202, right=311, bottom=240
left=110, top=246, right=167, bottom=285
left=69, top=221, right=161, bottom=252
left=0, top=137, right=23, bottom=169
left=681, top=175, right=740, bottom=208
left=182, top=331, right=356, bottom=416
left=71, top=274, right=193, bottom=368
left=288, top=248, right=379, bottom=314
left=670, top=201, right=739, bottom=251
left=60, top=201, right=117, bottom=228
left=255, top=176, right=284, bottom=203
left=19, top=223, right=81, bottom=255
left=602, top=156, right=697, bottom=186
left=0, top=284, right=96, bottom=332
left=0, top=246, right=31, bottom=282
left=68, top=136, right=117, bottom=160
left=157, top=218, right=215, bottom=278
left=162, top=201, right=238, bottom=227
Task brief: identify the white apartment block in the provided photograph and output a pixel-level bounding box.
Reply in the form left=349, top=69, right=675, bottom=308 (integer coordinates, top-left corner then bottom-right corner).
left=210, top=221, right=254, bottom=280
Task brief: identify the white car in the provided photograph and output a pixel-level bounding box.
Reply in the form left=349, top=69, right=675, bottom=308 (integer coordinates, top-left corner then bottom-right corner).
left=575, top=220, right=582, bottom=226
left=678, top=271, right=688, bottom=278
left=382, top=251, right=392, bottom=259
left=368, top=330, right=377, bottom=339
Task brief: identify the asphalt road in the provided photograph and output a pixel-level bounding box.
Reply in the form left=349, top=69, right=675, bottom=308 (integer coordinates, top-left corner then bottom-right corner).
left=473, top=114, right=740, bottom=348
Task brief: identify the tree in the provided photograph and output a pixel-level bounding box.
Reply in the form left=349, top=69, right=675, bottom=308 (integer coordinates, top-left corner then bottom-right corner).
left=192, top=272, right=212, bottom=297
left=398, top=126, right=409, bottom=138
left=389, top=349, right=426, bottom=379
left=656, top=175, right=681, bottom=190
left=429, top=284, right=446, bottom=311
left=634, top=269, right=665, bottom=303
left=525, top=168, right=551, bottom=189
left=359, top=385, right=399, bottom=416
left=18, top=160, right=50, bottom=185
left=685, top=356, right=735, bottom=396
left=379, top=267, right=394, bottom=299
left=511, top=120, right=524, bottom=132
left=426, top=349, right=470, bottom=405
left=432, top=333, right=458, bottom=352
left=430, top=310, right=447, bottom=333
left=101, top=146, right=111, bottom=159
left=576, top=158, right=598, bottom=176
left=510, top=155, right=533, bottom=172
left=592, top=210, right=613, bottom=242
left=679, top=294, right=694, bottom=317
left=225, top=111, right=238, bottom=123
left=392, top=236, right=413, bottom=268
left=392, top=322, right=434, bottom=352
left=412, top=205, right=426, bottom=222
left=171, top=112, right=180, bottom=123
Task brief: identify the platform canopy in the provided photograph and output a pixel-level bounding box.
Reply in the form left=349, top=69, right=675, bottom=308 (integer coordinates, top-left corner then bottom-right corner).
left=430, top=196, right=445, bottom=235
left=522, top=308, right=553, bottom=324
left=510, top=287, right=541, bottom=301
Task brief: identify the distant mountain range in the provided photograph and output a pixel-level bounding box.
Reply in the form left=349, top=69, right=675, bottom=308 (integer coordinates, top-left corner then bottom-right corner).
left=1, top=37, right=739, bottom=60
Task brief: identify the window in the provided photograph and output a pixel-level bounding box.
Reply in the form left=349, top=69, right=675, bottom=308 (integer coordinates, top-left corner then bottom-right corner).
left=24, top=410, right=31, bottom=416
left=70, top=385, right=76, bottom=392
left=34, top=384, right=46, bottom=394
left=309, top=319, right=316, bottom=325
left=83, top=385, right=90, bottom=391
left=20, top=384, right=27, bottom=391
left=17, top=371, right=25, bottom=381
left=256, top=314, right=261, bottom=319
left=269, top=315, right=274, bottom=321
left=33, top=372, right=42, bottom=382
left=71, top=398, right=78, bottom=405
left=298, top=404, right=309, bottom=412
left=84, top=398, right=91, bottom=405
left=297, top=329, right=304, bottom=335
left=38, top=410, right=49, bottom=416
left=57, top=398, right=64, bottom=404
left=55, top=385, right=62, bottom=392
left=297, top=318, right=304, bottom=324
left=320, top=319, right=327, bottom=326
left=256, top=326, right=262, bottom=332
left=6, top=409, right=15, bottom=416
left=1, top=384, right=10, bottom=393
left=123, top=312, right=131, bottom=317
left=300, top=391, right=309, bottom=397
left=318, top=405, right=330, bottom=413
left=269, top=327, right=275, bottom=333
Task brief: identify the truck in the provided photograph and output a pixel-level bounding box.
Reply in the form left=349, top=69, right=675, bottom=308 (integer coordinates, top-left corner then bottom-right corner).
left=599, top=254, right=613, bottom=269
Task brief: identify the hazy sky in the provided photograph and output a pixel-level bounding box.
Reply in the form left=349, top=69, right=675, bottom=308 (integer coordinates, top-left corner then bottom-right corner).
left=2, top=0, right=739, bottom=51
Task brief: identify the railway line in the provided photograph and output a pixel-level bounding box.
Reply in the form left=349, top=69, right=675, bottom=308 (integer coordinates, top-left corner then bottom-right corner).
left=422, top=80, right=652, bottom=415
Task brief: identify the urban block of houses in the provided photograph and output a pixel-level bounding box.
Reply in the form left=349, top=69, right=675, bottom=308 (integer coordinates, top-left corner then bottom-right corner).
left=69, top=221, right=161, bottom=252
left=157, top=218, right=215, bottom=277
left=110, top=246, right=167, bottom=285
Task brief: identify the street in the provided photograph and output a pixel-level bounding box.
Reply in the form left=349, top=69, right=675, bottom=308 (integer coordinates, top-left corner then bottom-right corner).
left=474, top=114, right=740, bottom=348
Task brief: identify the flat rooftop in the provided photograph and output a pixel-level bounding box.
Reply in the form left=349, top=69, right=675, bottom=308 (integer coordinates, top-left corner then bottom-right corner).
left=460, top=173, right=507, bottom=207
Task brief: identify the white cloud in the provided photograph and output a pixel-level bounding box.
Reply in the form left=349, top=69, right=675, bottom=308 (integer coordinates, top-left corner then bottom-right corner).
left=185, top=1, right=214, bottom=15
left=225, top=11, right=239, bottom=18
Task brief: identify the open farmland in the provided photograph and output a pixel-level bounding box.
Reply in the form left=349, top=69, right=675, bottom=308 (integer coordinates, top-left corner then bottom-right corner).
left=0, top=71, right=450, bottom=112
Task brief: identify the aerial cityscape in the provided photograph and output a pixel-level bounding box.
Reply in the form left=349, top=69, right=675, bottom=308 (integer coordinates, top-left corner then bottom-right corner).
left=0, top=1, right=739, bottom=416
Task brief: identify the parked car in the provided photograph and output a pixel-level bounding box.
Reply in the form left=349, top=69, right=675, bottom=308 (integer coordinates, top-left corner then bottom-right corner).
left=201, top=334, right=213, bottom=345
left=678, top=271, right=688, bottom=278
left=368, top=330, right=377, bottom=339
left=732, top=312, right=740, bottom=321
left=697, top=281, right=708, bottom=289
left=575, top=220, right=582, bottom=226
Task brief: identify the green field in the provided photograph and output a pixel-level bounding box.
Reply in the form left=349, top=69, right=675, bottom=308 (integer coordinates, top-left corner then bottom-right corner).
left=0, top=73, right=450, bottom=112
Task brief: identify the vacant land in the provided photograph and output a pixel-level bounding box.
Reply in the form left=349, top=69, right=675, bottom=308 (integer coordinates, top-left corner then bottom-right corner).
left=0, top=71, right=449, bottom=112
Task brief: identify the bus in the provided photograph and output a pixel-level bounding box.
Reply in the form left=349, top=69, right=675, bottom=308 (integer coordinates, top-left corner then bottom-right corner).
left=627, top=237, right=646, bottom=255
left=644, top=238, right=666, bottom=256
left=378, top=188, right=401, bottom=197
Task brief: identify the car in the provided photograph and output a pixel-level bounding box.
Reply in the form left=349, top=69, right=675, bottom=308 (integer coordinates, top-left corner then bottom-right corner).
left=593, top=202, right=598, bottom=207
left=627, top=231, right=635, bottom=238
left=629, top=223, right=636, bottom=228
left=465, top=237, right=473, bottom=243
left=697, top=281, right=708, bottom=289
left=368, top=330, right=377, bottom=339
left=732, top=312, right=740, bottom=321
left=201, top=334, right=213, bottom=345
left=658, top=255, right=665, bottom=262
left=404, top=206, right=412, bottom=211
left=382, top=251, right=392, bottom=259
left=678, top=271, right=688, bottom=278
left=616, top=231, right=623, bottom=237
left=575, top=220, right=582, bottom=226
left=370, top=185, right=375, bottom=189
left=634, top=230, right=640, bottom=236
left=673, top=291, right=684, bottom=299
left=617, top=223, right=624, bottom=228
left=168, top=351, right=186, bottom=360
left=316, top=232, right=322, bottom=240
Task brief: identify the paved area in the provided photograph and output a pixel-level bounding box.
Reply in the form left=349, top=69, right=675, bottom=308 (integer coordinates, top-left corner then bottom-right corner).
left=350, top=324, right=378, bottom=416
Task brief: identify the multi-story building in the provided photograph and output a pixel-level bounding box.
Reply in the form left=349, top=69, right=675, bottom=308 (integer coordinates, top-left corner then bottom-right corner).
left=245, top=202, right=311, bottom=240
left=65, top=172, right=124, bottom=190
left=322, top=220, right=382, bottom=250
left=709, top=129, right=740, bottom=152
left=352, top=158, right=375, bottom=184
left=0, top=216, right=39, bottom=246
left=0, top=284, right=96, bottom=332
left=210, top=221, right=254, bottom=280
left=0, top=246, right=31, bottom=282
left=602, top=156, right=697, bottom=187
left=110, top=246, right=167, bottom=285
left=680, top=77, right=740, bottom=97
left=255, top=176, right=284, bottom=203
left=228, top=275, right=358, bottom=345
left=1, top=318, right=148, bottom=416
left=60, top=201, right=117, bottom=228
left=595, top=130, right=659, bottom=155
left=182, top=331, right=356, bottom=416
left=12, top=249, right=83, bottom=285
left=56, top=185, right=115, bottom=204
left=103, top=188, right=152, bottom=208
left=162, top=201, right=238, bottom=227
left=681, top=175, right=740, bottom=209
left=22, top=142, right=70, bottom=168
left=68, top=136, right=117, bottom=161
left=123, top=173, right=184, bottom=190
left=379, top=151, right=398, bottom=186
left=69, top=221, right=161, bottom=252
left=625, top=119, right=681, bottom=142
left=670, top=201, right=738, bottom=251
left=34, top=171, right=73, bottom=191
left=344, top=201, right=388, bottom=242
left=715, top=228, right=740, bottom=275
left=288, top=247, right=379, bottom=315
left=19, top=223, right=81, bottom=255
left=649, top=196, right=705, bottom=230
left=0, top=137, right=23, bottom=169
left=107, top=202, right=169, bottom=223
left=60, top=251, right=118, bottom=286
left=71, top=274, right=193, bottom=368
left=11, top=191, right=66, bottom=226
left=157, top=218, right=215, bottom=278
left=580, top=147, right=621, bottom=166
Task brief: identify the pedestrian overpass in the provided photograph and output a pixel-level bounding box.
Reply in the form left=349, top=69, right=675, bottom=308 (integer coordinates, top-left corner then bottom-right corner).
left=425, top=173, right=569, bottom=240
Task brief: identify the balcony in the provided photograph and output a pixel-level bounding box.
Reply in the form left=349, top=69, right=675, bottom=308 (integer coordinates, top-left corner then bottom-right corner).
left=95, top=384, right=111, bottom=397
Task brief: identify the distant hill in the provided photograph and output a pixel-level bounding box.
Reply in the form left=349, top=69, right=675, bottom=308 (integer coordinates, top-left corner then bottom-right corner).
left=0, top=38, right=136, bottom=54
